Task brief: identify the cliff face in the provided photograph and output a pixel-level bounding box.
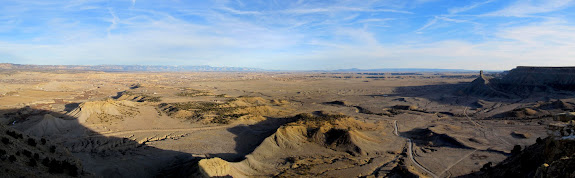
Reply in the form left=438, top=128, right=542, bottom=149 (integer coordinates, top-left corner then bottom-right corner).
left=463, top=67, right=575, bottom=97
left=463, top=72, right=511, bottom=98
left=499, top=66, right=575, bottom=91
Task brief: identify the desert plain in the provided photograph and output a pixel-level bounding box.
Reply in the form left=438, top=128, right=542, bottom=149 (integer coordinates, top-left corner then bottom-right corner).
left=0, top=69, right=572, bottom=177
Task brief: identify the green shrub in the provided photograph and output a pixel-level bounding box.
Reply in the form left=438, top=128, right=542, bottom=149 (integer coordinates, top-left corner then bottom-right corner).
left=8, top=155, right=16, bottom=162
left=27, top=138, right=37, bottom=147
left=1, top=137, right=10, bottom=144
left=28, top=158, right=37, bottom=167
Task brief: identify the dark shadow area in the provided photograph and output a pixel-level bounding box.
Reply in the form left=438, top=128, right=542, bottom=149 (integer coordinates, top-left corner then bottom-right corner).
left=223, top=117, right=297, bottom=162
left=366, top=81, right=575, bottom=108
left=458, top=137, right=575, bottom=178
left=64, top=103, right=80, bottom=112
left=400, top=128, right=470, bottom=149
left=0, top=107, right=200, bottom=178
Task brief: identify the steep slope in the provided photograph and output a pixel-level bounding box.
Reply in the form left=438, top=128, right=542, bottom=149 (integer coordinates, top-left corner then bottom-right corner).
left=67, top=99, right=139, bottom=124
left=194, top=112, right=391, bottom=177
left=463, top=67, right=575, bottom=98
left=462, top=72, right=510, bottom=98
left=0, top=124, right=88, bottom=177
left=498, top=66, right=575, bottom=91
left=466, top=121, right=575, bottom=177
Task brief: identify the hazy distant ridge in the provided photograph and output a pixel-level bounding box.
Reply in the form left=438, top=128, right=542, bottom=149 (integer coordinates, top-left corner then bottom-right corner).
left=0, top=63, right=496, bottom=72
left=0, top=63, right=262, bottom=72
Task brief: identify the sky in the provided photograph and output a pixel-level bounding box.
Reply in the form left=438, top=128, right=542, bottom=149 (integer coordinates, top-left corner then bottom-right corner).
left=1, top=0, right=575, bottom=70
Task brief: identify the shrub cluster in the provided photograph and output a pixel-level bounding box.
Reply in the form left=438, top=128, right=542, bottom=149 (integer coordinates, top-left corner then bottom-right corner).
left=6, top=130, right=23, bottom=139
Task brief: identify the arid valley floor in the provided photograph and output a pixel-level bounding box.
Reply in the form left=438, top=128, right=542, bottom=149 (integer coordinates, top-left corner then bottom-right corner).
left=1, top=69, right=574, bottom=177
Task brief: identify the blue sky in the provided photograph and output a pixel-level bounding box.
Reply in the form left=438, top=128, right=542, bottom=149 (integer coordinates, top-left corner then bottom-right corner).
left=1, top=0, right=575, bottom=70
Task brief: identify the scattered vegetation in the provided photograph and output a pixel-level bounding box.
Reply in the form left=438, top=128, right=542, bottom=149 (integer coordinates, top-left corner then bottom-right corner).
left=0, top=148, right=6, bottom=160
left=46, top=159, right=79, bottom=176
left=49, top=145, right=56, bottom=153
left=1, top=137, right=10, bottom=144
left=176, top=89, right=210, bottom=97
left=158, top=98, right=253, bottom=124
left=293, top=112, right=348, bottom=123
left=129, top=83, right=141, bottom=89
left=142, top=95, right=162, bottom=102
left=28, top=158, right=37, bottom=167
left=118, top=91, right=162, bottom=102
left=22, top=149, right=32, bottom=158
left=6, top=130, right=24, bottom=139
left=8, top=155, right=16, bottom=162
left=27, top=138, right=37, bottom=147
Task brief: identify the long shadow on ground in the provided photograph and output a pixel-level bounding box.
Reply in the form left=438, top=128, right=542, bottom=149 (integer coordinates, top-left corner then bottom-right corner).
left=221, top=117, right=297, bottom=162
left=367, top=82, right=575, bottom=108
left=0, top=107, right=199, bottom=178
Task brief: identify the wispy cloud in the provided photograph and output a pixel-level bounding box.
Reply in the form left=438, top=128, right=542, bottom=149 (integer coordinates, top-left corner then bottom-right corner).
left=2, top=0, right=575, bottom=70
left=486, top=0, right=575, bottom=17
left=416, top=16, right=439, bottom=33
left=448, top=0, right=495, bottom=14
left=281, top=7, right=412, bottom=15
left=106, top=8, right=119, bottom=37
left=219, top=7, right=261, bottom=15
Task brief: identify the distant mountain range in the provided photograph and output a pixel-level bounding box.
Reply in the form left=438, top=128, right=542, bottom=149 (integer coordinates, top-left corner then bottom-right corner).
left=0, top=63, right=262, bottom=72
left=329, top=68, right=479, bottom=72
left=0, top=63, right=498, bottom=73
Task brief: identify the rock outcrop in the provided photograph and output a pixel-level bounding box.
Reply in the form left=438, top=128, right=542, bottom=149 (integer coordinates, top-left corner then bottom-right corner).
left=462, top=70, right=511, bottom=98
left=469, top=121, right=575, bottom=178
left=194, top=112, right=389, bottom=177
left=463, top=67, right=575, bottom=98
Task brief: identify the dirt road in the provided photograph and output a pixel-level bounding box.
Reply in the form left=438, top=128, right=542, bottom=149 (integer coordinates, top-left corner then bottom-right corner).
left=394, top=120, right=438, bottom=178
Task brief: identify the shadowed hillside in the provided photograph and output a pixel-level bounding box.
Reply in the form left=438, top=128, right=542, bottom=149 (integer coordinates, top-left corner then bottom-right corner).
left=0, top=108, right=199, bottom=177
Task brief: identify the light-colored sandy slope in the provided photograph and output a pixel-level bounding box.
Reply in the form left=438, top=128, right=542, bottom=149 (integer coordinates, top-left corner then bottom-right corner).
left=195, top=114, right=403, bottom=177
left=23, top=114, right=85, bottom=137
left=67, top=99, right=138, bottom=123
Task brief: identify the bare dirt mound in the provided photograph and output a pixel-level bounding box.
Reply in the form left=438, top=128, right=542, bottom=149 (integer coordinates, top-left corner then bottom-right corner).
left=195, top=112, right=389, bottom=177
left=67, top=99, right=139, bottom=124
left=1, top=107, right=85, bottom=138
left=22, top=114, right=84, bottom=138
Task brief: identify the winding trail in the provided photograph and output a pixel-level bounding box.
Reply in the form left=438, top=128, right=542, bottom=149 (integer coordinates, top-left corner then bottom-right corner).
left=394, top=120, right=438, bottom=178
left=463, top=107, right=481, bottom=127
left=437, top=149, right=477, bottom=177
left=464, top=106, right=512, bottom=146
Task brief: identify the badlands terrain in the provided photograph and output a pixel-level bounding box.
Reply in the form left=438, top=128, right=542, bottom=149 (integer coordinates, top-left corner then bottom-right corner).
left=1, top=67, right=574, bottom=177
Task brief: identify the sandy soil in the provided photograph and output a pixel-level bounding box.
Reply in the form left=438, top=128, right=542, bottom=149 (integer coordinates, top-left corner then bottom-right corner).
left=0, top=71, right=561, bottom=177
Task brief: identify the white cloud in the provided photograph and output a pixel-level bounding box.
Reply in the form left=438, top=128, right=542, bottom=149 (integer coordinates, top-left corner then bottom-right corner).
left=448, top=0, right=495, bottom=14
left=486, top=0, right=575, bottom=17
left=219, top=7, right=261, bottom=15
left=106, top=8, right=119, bottom=37
left=281, top=7, right=412, bottom=15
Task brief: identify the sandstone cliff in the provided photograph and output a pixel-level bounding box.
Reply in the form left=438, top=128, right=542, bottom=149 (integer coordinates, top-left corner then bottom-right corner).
left=464, top=67, right=575, bottom=98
